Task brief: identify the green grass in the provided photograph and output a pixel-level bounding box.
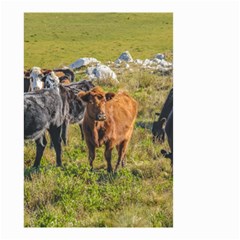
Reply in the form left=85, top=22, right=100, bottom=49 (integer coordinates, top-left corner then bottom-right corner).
left=24, top=13, right=173, bottom=227
left=24, top=13, right=173, bottom=69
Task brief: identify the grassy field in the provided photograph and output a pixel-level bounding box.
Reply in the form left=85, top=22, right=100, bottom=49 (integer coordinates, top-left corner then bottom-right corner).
left=24, top=13, right=173, bottom=68
left=24, top=13, right=173, bottom=227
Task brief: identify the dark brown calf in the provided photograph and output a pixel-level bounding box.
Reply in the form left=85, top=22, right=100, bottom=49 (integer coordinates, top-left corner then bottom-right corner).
left=78, top=86, right=138, bottom=172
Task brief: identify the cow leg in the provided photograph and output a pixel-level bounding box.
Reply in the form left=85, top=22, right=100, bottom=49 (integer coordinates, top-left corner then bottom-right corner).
left=165, top=112, right=173, bottom=167
left=49, top=126, right=62, bottom=167
left=79, top=123, right=84, bottom=140
left=61, top=120, right=69, bottom=146
left=168, top=136, right=173, bottom=167
left=115, top=140, right=129, bottom=172
left=33, top=134, right=47, bottom=168
left=50, top=136, right=54, bottom=149
left=86, top=141, right=95, bottom=170
left=105, top=145, right=113, bottom=173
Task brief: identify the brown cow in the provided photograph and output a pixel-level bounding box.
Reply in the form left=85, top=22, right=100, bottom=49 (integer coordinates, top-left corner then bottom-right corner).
left=78, top=86, right=138, bottom=172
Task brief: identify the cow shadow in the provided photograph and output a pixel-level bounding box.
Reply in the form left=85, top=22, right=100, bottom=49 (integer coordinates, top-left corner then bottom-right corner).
left=136, top=121, right=153, bottom=131
left=24, top=166, right=41, bottom=180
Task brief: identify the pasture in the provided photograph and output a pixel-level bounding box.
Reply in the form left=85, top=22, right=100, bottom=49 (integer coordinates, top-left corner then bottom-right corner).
left=24, top=13, right=173, bottom=227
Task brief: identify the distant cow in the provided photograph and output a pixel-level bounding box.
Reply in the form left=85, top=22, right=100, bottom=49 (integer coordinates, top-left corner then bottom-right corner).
left=78, top=86, right=138, bottom=172
left=24, top=85, right=85, bottom=167
left=152, top=88, right=173, bottom=143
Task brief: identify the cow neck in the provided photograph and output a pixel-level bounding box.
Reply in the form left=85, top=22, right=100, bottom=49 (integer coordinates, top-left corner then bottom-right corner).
left=85, top=112, right=105, bottom=128
left=84, top=112, right=106, bottom=147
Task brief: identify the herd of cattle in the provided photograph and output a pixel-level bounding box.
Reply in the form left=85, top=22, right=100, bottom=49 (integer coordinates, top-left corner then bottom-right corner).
left=24, top=66, right=173, bottom=172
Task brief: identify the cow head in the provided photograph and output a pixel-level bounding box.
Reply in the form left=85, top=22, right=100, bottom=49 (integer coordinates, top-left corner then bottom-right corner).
left=152, top=117, right=167, bottom=143
left=30, top=67, right=44, bottom=91
left=78, top=86, right=115, bottom=121
left=45, top=71, right=60, bottom=89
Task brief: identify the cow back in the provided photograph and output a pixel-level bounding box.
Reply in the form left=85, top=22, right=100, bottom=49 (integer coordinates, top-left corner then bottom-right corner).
left=24, top=88, right=63, bottom=140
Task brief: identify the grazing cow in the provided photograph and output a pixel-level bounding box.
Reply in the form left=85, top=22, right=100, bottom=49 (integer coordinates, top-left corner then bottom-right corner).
left=152, top=88, right=173, bottom=143
left=24, top=85, right=85, bottom=167
left=161, top=109, right=173, bottom=165
left=78, top=86, right=138, bottom=172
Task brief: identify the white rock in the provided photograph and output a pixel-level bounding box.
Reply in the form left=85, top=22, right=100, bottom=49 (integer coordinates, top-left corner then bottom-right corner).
left=115, top=51, right=133, bottom=63
left=154, top=53, right=165, bottom=60
left=155, top=59, right=172, bottom=67
left=86, top=65, right=118, bottom=82
left=69, top=57, right=99, bottom=69
left=152, top=58, right=162, bottom=64
left=143, top=59, right=152, bottom=66
left=134, top=59, right=143, bottom=65
left=115, top=59, right=122, bottom=64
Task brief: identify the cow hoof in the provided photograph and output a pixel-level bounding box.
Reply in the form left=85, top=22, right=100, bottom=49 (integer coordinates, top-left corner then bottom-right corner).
left=32, top=165, right=40, bottom=169
left=50, top=143, right=54, bottom=149
left=161, top=149, right=167, bottom=157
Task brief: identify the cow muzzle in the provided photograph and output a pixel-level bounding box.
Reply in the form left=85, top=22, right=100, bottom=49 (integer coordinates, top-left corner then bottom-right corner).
left=96, top=113, right=106, bottom=121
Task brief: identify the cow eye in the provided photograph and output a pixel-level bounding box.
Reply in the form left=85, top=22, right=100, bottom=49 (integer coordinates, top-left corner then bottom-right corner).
left=38, top=74, right=43, bottom=78
left=97, top=95, right=103, bottom=100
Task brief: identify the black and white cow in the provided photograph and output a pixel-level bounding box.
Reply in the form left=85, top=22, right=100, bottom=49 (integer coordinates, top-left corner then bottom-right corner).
left=42, top=75, right=94, bottom=143
left=24, top=84, right=85, bottom=167
left=29, top=67, right=45, bottom=91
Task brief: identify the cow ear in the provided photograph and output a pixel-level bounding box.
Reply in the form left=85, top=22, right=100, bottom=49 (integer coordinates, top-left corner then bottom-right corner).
left=160, top=118, right=167, bottom=128
left=105, top=92, right=115, bottom=101
left=78, top=91, right=91, bottom=102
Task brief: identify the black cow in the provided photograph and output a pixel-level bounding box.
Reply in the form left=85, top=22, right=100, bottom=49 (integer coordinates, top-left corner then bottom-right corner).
left=24, top=84, right=85, bottom=167
left=61, top=80, right=95, bottom=142
left=152, top=88, right=173, bottom=143
left=161, top=109, right=173, bottom=165
left=24, top=70, right=32, bottom=92
left=24, top=77, right=31, bottom=92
